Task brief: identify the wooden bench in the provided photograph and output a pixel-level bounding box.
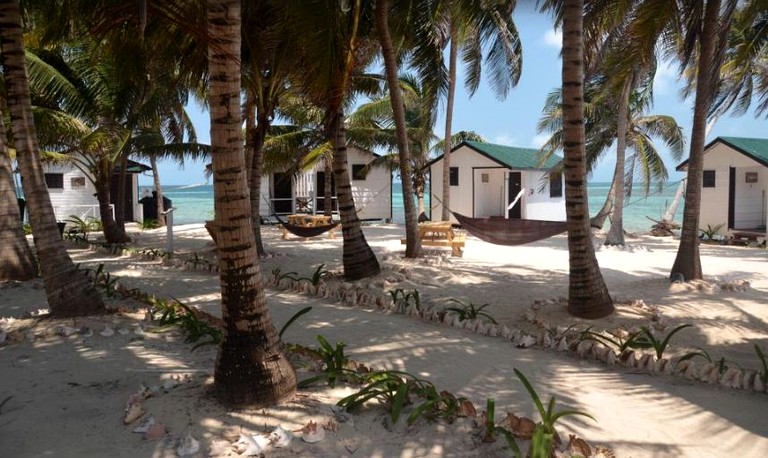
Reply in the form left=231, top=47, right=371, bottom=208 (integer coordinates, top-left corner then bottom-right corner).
left=401, top=221, right=467, bottom=257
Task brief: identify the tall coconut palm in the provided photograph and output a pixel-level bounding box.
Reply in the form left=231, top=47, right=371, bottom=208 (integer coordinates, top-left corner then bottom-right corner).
left=207, top=0, right=296, bottom=408
left=286, top=0, right=381, bottom=281
left=374, top=0, right=421, bottom=257
left=537, top=76, right=685, bottom=241
left=349, top=73, right=437, bottom=216
left=438, top=0, right=523, bottom=221
left=0, top=111, right=37, bottom=280
left=626, top=0, right=738, bottom=281
left=0, top=0, right=105, bottom=316
left=541, top=0, right=614, bottom=319
left=710, top=4, right=768, bottom=121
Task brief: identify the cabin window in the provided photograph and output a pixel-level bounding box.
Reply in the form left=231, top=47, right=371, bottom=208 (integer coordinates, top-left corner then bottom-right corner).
left=44, top=173, right=64, bottom=189
left=449, top=167, right=459, bottom=186
left=703, top=170, right=716, bottom=188
left=549, top=172, right=563, bottom=197
left=352, top=164, right=367, bottom=181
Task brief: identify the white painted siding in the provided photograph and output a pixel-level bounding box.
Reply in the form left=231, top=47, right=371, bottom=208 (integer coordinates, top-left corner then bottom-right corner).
left=43, top=162, right=103, bottom=221
left=522, top=170, right=566, bottom=220
left=699, top=142, right=768, bottom=235
left=429, top=145, right=565, bottom=222
left=259, top=147, right=391, bottom=220
left=473, top=168, right=506, bottom=217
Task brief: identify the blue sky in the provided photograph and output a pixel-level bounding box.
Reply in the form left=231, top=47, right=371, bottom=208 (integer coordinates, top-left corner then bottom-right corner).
left=141, top=4, right=767, bottom=186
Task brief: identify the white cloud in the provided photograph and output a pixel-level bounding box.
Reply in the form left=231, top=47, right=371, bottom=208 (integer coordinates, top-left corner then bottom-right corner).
left=653, top=59, right=678, bottom=96
left=530, top=133, right=550, bottom=148
left=543, top=28, right=562, bottom=49
left=493, top=133, right=520, bottom=146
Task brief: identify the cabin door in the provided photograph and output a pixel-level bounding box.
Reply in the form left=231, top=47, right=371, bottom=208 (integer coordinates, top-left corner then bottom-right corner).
left=273, top=172, right=293, bottom=214
left=507, top=172, right=522, bottom=219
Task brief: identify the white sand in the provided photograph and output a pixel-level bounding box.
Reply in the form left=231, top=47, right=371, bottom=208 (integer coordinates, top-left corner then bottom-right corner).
left=1, top=223, right=767, bottom=457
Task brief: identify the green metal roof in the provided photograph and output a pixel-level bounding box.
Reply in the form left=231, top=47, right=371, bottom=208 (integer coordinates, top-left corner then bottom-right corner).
left=462, top=140, right=561, bottom=170
left=718, top=137, right=768, bottom=165
left=677, top=136, right=768, bottom=170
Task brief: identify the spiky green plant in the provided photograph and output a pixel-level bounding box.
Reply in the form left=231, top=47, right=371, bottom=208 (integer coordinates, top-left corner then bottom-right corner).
left=445, top=299, right=497, bottom=324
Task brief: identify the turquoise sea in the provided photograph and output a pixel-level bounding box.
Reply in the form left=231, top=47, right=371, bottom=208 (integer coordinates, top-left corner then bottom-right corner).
left=147, top=181, right=684, bottom=232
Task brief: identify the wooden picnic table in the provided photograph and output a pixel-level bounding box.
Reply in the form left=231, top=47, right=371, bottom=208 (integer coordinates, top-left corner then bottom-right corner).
left=402, top=221, right=466, bottom=257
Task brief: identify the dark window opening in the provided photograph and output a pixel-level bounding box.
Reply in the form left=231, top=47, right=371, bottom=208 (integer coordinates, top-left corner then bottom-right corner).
left=703, top=170, right=716, bottom=188
left=352, top=164, right=367, bottom=180
left=449, top=167, right=459, bottom=186
left=44, top=173, right=64, bottom=189
left=549, top=172, right=563, bottom=198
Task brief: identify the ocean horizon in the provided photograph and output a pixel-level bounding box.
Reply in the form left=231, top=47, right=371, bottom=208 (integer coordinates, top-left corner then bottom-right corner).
left=147, top=180, right=685, bottom=233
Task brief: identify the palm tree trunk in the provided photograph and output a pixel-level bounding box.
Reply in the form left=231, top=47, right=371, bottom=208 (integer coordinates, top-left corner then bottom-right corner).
left=150, top=155, right=166, bottom=226
left=329, top=110, right=381, bottom=280
left=117, top=154, right=128, bottom=228
left=605, top=80, right=632, bottom=246
left=0, top=112, right=37, bottom=280
left=248, top=94, right=269, bottom=257
left=671, top=0, right=725, bottom=281
left=323, top=161, right=333, bottom=215
left=561, top=0, right=614, bottom=319
left=441, top=24, right=458, bottom=221
left=375, top=0, right=420, bottom=258
left=95, top=161, right=130, bottom=243
left=590, top=178, right=615, bottom=229
left=208, top=0, right=295, bottom=408
left=0, top=0, right=104, bottom=316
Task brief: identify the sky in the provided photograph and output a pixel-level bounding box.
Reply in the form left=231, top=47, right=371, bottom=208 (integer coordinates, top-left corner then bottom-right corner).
left=140, top=3, right=767, bottom=187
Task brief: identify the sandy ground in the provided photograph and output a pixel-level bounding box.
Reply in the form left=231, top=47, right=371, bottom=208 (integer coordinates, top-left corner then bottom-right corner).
left=1, top=222, right=767, bottom=457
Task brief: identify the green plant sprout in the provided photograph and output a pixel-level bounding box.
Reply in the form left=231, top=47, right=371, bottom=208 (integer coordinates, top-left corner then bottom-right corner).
left=445, top=299, right=498, bottom=324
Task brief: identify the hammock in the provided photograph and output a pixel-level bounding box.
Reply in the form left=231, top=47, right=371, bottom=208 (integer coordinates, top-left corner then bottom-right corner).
left=274, top=214, right=340, bottom=238
left=452, top=212, right=567, bottom=246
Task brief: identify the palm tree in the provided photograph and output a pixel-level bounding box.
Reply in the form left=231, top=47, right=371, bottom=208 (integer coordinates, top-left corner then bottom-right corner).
left=349, top=73, right=437, bottom=216
left=710, top=4, right=768, bottom=122
left=286, top=0, right=381, bottom=281
left=207, top=0, right=296, bottom=408
left=374, top=0, right=421, bottom=258
left=0, top=0, right=105, bottom=316
left=626, top=0, right=738, bottom=281
left=537, top=76, right=685, bottom=242
left=438, top=0, right=523, bottom=221
left=0, top=112, right=37, bottom=280
left=541, top=0, right=614, bottom=319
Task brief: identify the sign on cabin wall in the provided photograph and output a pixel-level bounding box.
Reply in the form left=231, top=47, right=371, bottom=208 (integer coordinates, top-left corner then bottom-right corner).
left=745, top=172, right=758, bottom=183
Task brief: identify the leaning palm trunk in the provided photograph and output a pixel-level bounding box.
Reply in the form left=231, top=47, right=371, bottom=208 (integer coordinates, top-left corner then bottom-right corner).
left=115, top=154, right=129, bottom=232
left=671, top=0, right=728, bottom=281
left=329, top=111, right=381, bottom=280
left=0, top=113, right=37, bottom=280
left=375, top=0, right=420, bottom=258
left=590, top=177, right=615, bottom=229
left=604, top=80, right=632, bottom=246
left=150, top=155, right=166, bottom=226
left=94, top=162, right=130, bottom=243
left=0, top=0, right=104, bottom=316
left=208, top=0, right=296, bottom=408
left=561, top=0, right=614, bottom=319
left=441, top=25, right=458, bottom=222
left=249, top=106, right=270, bottom=257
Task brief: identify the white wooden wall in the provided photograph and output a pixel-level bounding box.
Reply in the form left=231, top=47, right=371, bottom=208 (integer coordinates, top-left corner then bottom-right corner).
left=700, top=143, right=768, bottom=234
left=258, top=146, right=391, bottom=221
left=430, top=145, right=566, bottom=222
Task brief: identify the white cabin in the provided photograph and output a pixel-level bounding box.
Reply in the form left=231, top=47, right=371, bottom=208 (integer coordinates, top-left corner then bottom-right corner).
left=428, top=141, right=565, bottom=222
left=40, top=158, right=149, bottom=223
left=260, top=146, right=392, bottom=221
left=676, top=136, right=768, bottom=240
